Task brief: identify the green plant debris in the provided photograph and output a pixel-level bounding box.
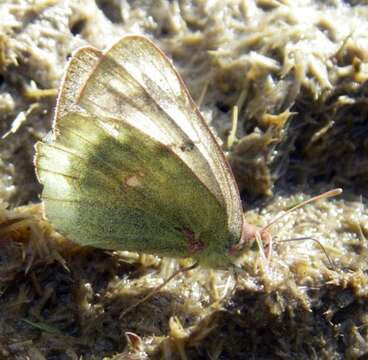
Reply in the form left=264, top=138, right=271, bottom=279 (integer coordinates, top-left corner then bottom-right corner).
left=21, top=319, right=62, bottom=335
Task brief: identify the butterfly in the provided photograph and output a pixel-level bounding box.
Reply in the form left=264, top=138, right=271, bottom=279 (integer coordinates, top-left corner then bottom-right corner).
left=34, top=35, right=262, bottom=269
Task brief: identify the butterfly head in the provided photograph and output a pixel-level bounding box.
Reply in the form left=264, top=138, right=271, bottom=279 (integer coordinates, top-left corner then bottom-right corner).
left=228, top=222, right=272, bottom=258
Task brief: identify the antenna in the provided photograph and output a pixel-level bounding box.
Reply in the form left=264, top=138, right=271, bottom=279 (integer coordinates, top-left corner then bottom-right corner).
left=264, top=188, right=342, bottom=268
left=262, top=188, right=342, bottom=233
left=277, top=237, right=335, bottom=269
left=235, top=188, right=343, bottom=267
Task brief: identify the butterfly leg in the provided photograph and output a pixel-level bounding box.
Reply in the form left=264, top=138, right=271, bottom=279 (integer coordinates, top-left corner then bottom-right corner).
left=120, top=261, right=198, bottom=317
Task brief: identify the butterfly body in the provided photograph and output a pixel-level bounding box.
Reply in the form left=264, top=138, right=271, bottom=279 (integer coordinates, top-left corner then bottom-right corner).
left=35, top=36, right=245, bottom=269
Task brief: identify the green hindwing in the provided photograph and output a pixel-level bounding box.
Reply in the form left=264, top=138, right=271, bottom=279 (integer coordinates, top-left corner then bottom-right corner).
left=36, top=113, right=237, bottom=267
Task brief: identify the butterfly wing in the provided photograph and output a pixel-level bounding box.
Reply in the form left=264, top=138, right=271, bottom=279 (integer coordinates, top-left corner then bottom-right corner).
left=35, top=36, right=243, bottom=268
left=55, top=46, right=102, bottom=119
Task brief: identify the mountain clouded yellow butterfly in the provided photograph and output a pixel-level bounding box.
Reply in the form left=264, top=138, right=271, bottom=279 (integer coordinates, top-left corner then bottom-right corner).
left=34, top=35, right=264, bottom=269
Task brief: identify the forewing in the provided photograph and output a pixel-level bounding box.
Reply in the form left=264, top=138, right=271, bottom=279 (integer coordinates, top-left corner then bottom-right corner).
left=74, top=36, right=243, bottom=240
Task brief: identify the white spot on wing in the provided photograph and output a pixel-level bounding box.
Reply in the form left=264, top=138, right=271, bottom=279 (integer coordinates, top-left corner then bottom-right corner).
left=124, top=174, right=143, bottom=188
